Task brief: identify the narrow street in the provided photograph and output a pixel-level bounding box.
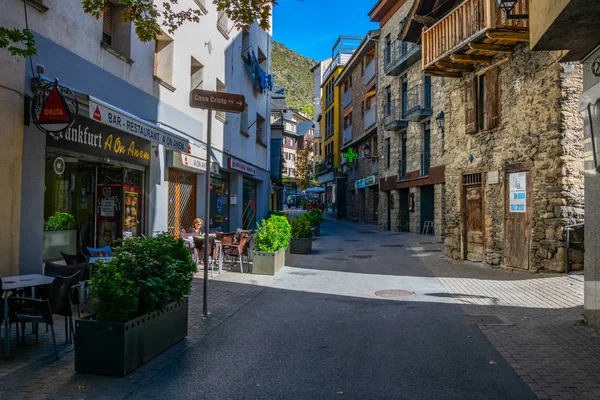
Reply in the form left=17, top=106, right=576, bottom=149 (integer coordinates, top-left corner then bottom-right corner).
left=2, top=216, right=598, bottom=399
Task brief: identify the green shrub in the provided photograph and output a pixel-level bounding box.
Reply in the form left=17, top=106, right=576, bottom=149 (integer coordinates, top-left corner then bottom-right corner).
left=44, top=212, right=75, bottom=231
left=254, top=215, right=291, bottom=252
left=309, top=208, right=323, bottom=226
left=291, top=214, right=313, bottom=239
left=89, top=233, right=196, bottom=322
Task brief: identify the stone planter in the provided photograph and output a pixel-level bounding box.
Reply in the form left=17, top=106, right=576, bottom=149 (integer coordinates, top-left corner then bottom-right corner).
left=251, top=248, right=286, bottom=275
left=75, top=298, right=188, bottom=377
left=312, top=225, right=321, bottom=237
left=43, top=230, right=77, bottom=261
left=290, top=237, right=312, bottom=254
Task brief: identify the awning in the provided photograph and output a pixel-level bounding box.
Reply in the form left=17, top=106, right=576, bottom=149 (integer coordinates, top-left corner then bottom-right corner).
left=88, top=96, right=189, bottom=152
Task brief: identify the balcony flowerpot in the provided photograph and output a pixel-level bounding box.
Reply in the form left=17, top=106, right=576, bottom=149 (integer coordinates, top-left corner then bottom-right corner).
left=75, top=298, right=189, bottom=377
left=251, top=248, right=286, bottom=275
left=43, top=230, right=76, bottom=261
left=290, top=237, right=312, bottom=254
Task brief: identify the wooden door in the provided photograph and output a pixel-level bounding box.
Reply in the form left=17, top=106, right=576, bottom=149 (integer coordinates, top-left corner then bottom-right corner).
left=465, top=186, right=484, bottom=262
left=504, top=171, right=531, bottom=269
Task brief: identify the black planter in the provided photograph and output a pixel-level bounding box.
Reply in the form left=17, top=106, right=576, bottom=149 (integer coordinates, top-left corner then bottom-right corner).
left=290, top=237, right=312, bottom=254
left=312, top=225, right=321, bottom=237
left=75, top=298, right=188, bottom=377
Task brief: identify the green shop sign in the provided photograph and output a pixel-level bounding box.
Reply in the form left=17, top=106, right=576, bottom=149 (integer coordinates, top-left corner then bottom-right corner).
left=355, top=175, right=377, bottom=189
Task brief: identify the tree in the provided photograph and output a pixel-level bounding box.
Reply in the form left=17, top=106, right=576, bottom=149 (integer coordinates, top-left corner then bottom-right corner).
left=1, top=0, right=276, bottom=57
left=296, top=135, right=313, bottom=191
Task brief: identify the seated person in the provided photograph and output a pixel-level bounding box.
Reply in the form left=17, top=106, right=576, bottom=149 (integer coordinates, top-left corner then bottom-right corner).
left=186, top=218, right=205, bottom=235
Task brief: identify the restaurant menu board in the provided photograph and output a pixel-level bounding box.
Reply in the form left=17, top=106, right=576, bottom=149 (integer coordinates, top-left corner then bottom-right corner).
left=124, top=191, right=139, bottom=236
left=96, top=184, right=121, bottom=247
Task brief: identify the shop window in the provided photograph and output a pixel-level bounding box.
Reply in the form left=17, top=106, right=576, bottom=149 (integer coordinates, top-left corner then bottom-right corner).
left=154, top=32, right=174, bottom=85
left=190, top=56, right=204, bottom=90
left=243, top=178, right=257, bottom=230
left=466, top=66, right=500, bottom=134
left=210, top=172, right=230, bottom=232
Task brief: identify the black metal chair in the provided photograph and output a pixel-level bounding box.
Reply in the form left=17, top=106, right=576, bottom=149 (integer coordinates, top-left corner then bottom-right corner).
left=193, top=236, right=216, bottom=276
left=9, top=274, right=77, bottom=360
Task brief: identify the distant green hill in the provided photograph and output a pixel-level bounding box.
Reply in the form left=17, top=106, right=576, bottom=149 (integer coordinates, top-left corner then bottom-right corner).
left=272, top=41, right=316, bottom=119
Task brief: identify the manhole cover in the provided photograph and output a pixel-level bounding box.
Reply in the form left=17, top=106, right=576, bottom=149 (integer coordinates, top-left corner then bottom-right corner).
left=359, top=230, right=377, bottom=234
left=464, top=315, right=509, bottom=325
left=350, top=255, right=373, bottom=259
left=375, top=289, right=414, bottom=298
left=345, top=239, right=361, bottom=242
left=381, top=244, right=404, bottom=247
left=324, top=257, right=349, bottom=261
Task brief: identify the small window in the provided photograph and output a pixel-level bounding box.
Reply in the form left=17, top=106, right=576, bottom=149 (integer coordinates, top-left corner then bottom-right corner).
left=241, top=104, right=249, bottom=135
left=385, top=137, right=391, bottom=169
left=256, top=113, right=266, bottom=144
left=190, top=57, right=204, bottom=90
left=102, top=2, right=113, bottom=46
left=466, top=66, right=500, bottom=134
left=216, top=79, right=227, bottom=123
left=217, top=10, right=230, bottom=39
left=102, top=2, right=132, bottom=58
left=154, top=32, right=174, bottom=85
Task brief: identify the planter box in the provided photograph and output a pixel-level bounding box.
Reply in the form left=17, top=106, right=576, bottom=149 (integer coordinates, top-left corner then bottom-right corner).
left=75, top=298, right=188, bottom=377
left=252, top=248, right=285, bottom=275
left=43, top=230, right=76, bottom=260
left=290, top=237, right=312, bottom=254
left=312, top=225, right=321, bottom=237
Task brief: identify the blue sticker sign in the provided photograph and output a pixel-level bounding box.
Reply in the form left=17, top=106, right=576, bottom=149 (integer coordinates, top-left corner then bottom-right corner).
left=509, top=172, right=526, bottom=213
left=216, top=196, right=223, bottom=214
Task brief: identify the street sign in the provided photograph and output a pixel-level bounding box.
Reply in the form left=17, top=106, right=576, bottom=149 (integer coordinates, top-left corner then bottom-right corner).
left=189, top=89, right=245, bottom=113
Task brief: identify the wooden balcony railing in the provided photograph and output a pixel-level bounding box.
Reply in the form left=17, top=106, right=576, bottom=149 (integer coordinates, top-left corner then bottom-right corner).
left=422, top=0, right=529, bottom=72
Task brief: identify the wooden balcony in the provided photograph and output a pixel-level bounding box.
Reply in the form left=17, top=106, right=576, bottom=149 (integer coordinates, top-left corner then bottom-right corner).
left=422, top=0, right=529, bottom=77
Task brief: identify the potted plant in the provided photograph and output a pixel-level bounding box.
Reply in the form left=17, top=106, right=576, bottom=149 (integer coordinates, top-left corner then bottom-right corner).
left=251, top=215, right=291, bottom=275
left=75, top=234, right=196, bottom=377
left=289, top=214, right=313, bottom=254
left=308, top=208, right=323, bottom=236
left=43, top=212, right=76, bottom=260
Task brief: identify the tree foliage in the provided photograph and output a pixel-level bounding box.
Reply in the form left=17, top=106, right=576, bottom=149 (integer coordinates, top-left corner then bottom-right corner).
left=1, top=0, right=276, bottom=57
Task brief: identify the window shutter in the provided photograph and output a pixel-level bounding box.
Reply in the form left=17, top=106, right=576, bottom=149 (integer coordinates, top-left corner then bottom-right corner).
left=465, top=77, right=477, bottom=134
left=486, top=67, right=499, bottom=129
left=103, top=3, right=113, bottom=36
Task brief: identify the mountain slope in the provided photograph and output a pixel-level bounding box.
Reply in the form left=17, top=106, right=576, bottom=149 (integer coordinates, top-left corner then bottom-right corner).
left=272, top=41, right=316, bottom=119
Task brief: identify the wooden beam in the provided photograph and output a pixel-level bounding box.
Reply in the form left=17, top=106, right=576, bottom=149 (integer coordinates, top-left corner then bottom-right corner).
left=425, top=69, right=463, bottom=78
left=468, top=43, right=514, bottom=53
left=413, top=15, right=437, bottom=26
left=486, top=31, right=530, bottom=42
left=450, top=54, right=493, bottom=64
left=435, top=61, right=475, bottom=71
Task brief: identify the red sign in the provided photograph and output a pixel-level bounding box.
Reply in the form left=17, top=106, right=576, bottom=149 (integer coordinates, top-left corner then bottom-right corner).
left=227, top=158, right=256, bottom=175
left=38, top=87, right=70, bottom=123
left=93, top=105, right=102, bottom=121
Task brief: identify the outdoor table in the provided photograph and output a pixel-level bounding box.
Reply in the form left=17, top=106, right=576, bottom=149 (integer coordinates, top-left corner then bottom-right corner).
left=1, top=274, right=55, bottom=359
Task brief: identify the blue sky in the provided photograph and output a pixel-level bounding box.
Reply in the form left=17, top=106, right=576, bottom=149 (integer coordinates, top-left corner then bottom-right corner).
left=273, top=0, right=379, bottom=61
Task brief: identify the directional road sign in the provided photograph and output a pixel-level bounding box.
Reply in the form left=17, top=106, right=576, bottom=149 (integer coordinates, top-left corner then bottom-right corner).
left=189, top=89, right=245, bottom=113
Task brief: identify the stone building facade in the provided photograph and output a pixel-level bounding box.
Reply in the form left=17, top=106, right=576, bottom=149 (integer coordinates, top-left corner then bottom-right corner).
left=336, top=31, right=380, bottom=224
left=369, top=0, right=445, bottom=238
left=441, top=46, right=584, bottom=272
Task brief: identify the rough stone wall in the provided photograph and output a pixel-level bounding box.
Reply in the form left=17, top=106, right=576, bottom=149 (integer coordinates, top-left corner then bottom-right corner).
left=444, top=44, right=584, bottom=272
left=410, top=187, right=421, bottom=234
left=434, top=183, right=445, bottom=240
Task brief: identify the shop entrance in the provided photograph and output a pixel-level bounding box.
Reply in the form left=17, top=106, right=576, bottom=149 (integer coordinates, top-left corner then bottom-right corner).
left=168, top=169, right=197, bottom=237
left=44, top=154, right=145, bottom=258
left=243, top=178, right=257, bottom=230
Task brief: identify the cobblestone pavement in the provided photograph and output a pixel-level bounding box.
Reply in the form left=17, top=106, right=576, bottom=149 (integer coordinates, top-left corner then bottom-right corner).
left=0, top=264, right=275, bottom=400
left=332, top=217, right=600, bottom=400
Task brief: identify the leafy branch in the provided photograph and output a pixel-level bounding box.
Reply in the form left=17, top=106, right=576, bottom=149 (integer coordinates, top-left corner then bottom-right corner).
left=0, top=27, right=36, bottom=57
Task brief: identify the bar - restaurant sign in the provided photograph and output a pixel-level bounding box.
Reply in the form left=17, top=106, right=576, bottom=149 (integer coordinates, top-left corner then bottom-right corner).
left=47, top=116, right=151, bottom=167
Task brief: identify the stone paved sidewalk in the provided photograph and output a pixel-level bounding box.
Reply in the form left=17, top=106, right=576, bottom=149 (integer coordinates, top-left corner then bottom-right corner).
left=0, top=267, right=275, bottom=400
left=330, top=216, right=600, bottom=400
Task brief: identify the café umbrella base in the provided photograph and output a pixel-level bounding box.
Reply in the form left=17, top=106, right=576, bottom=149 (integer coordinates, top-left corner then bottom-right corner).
left=75, top=298, right=188, bottom=377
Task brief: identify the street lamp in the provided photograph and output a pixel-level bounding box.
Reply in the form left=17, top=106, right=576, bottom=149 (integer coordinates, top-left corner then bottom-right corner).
left=435, top=111, right=445, bottom=133
left=495, top=0, right=528, bottom=19
left=362, top=143, right=371, bottom=159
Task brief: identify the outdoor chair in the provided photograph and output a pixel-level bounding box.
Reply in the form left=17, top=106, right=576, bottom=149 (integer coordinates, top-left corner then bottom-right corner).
left=9, top=273, right=77, bottom=360
left=222, top=232, right=251, bottom=273
left=60, top=252, right=87, bottom=265
left=193, top=236, right=216, bottom=276
left=215, top=232, right=236, bottom=246
left=181, top=232, right=200, bottom=262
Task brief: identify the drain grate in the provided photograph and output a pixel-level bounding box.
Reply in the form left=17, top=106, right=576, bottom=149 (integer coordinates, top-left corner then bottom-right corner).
left=375, top=289, right=415, bottom=298
left=324, top=257, right=349, bottom=261
left=464, top=315, right=509, bottom=325
left=350, top=255, right=373, bottom=259
left=357, top=249, right=374, bottom=252
left=381, top=244, right=404, bottom=247
left=345, top=239, right=361, bottom=242
left=359, top=230, right=377, bottom=234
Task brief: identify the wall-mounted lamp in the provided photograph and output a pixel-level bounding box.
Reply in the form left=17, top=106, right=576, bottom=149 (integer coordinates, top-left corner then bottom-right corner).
left=495, top=0, right=528, bottom=20
left=435, top=111, right=445, bottom=133
left=362, top=143, right=377, bottom=160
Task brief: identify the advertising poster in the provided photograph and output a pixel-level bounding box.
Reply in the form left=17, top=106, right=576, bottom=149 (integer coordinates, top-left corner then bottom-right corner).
left=509, top=172, right=527, bottom=213
left=124, top=191, right=139, bottom=236
left=96, top=184, right=121, bottom=247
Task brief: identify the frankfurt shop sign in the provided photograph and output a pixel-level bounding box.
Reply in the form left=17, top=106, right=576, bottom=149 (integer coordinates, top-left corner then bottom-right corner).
left=189, top=89, right=245, bottom=113
left=89, top=96, right=188, bottom=152
left=32, top=80, right=78, bottom=134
